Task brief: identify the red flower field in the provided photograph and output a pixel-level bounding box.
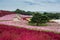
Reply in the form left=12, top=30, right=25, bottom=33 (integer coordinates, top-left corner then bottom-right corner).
left=0, top=24, right=60, bottom=40
left=0, top=10, right=16, bottom=17
left=0, top=10, right=60, bottom=40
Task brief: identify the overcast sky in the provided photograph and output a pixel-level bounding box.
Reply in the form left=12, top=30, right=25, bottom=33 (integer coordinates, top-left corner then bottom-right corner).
left=0, top=0, right=60, bottom=12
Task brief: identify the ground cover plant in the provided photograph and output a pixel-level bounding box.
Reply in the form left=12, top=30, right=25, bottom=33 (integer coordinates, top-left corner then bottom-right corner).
left=0, top=24, right=60, bottom=40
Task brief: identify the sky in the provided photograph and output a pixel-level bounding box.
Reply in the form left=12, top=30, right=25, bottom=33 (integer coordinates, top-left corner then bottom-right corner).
left=0, top=0, right=60, bottom=12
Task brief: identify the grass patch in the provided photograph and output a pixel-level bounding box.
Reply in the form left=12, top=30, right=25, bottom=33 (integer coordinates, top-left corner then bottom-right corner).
left=28, top=23, right=36, bottom=26
left=28, top=23, right=48, bottom=26
left=39, top=23, right=48, bottom=26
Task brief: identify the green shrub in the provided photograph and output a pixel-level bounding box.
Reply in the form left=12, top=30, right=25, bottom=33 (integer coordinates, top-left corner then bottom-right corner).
left=29, top=13, right=49, bottom=26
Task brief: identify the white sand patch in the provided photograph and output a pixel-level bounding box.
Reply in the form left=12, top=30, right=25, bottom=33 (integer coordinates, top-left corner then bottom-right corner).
left=12, top=17, right=20, bottom=21
left=50, top=19, right=60, bottom=24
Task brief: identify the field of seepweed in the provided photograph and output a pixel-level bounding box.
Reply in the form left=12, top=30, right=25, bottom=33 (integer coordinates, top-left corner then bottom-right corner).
left=0, top=24, right=60, bottom=40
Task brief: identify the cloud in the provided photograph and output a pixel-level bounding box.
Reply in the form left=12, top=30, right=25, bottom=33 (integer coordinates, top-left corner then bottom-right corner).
left=23, top=1, right=37, bottom=5
left=41, top=0, right=60, bottom=4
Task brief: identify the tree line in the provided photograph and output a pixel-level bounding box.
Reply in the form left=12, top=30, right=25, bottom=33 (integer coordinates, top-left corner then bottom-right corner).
left=14, top=9, right=34, bottom=15
left=14, top=9, right=60, bottom=19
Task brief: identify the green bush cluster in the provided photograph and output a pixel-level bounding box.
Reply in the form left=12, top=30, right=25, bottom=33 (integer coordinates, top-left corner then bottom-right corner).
left=29, top=13, right=49, bottom=26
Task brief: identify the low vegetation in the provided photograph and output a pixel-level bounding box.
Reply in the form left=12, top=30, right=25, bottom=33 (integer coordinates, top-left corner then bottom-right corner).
left=29, top=13, right=49, bottom=26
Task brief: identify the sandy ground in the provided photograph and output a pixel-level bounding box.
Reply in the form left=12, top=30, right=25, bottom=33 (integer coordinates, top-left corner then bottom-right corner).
left=0, top=14, right=60, bottom=33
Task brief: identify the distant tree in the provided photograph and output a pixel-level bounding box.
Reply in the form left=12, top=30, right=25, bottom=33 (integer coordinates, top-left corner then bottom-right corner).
left=54, top=13, right=60, bottom=19
left=43, top=12, right=60, bottom=19
left=44, top=12, right=48, bottom=15
left=14, top=9, right=33, bottom=15
left=26, top=11, right=33, bottom=15
left=15, top=9, right=20, bottom=13
left=30, top=13, right=49, bottom=26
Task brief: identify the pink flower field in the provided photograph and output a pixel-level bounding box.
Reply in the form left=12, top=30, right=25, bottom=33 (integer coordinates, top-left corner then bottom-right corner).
left=0, top=11, right=60, bottom=40
left=0, top=14, right=16, bottom=20
left=0, top=24, right=60, bottom=40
